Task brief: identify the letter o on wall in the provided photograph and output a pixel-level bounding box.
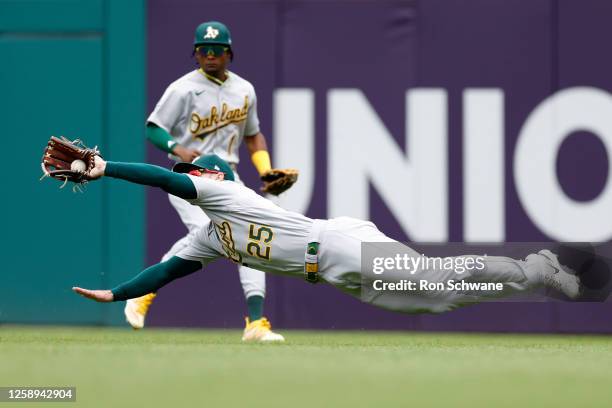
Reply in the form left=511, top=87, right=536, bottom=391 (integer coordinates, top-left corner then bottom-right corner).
left=514, top=87, right=612, bottom=241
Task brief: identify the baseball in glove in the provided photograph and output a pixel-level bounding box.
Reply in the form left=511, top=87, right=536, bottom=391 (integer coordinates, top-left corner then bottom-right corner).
left=260, top=168, right=299, bottom=195
left=41, top=136, right=100, bottom=190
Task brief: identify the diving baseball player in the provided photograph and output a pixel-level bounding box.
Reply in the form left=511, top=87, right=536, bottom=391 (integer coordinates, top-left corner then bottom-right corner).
left=72, top=154, right=583, bottom=315
left=135, top=21, right=293, bottom=341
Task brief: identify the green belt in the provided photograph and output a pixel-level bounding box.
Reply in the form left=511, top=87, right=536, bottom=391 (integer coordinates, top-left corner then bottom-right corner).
left=304, top=242, right=320, bottom=284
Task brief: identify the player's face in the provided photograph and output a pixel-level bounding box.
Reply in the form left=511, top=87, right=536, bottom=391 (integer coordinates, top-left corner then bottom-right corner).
left=202, top=170, right=225, bottom=181
left=189, top=169, right=225, bottom=181
left=195, top=45, right=231, bottom=76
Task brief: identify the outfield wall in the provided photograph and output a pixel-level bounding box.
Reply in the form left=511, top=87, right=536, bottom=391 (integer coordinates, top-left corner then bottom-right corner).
left=146, top=0, right=612, bottom=332
left=0, top=0, right=146, bottom=326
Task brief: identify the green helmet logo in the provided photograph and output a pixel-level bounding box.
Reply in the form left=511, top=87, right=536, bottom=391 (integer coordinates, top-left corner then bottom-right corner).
left=203, top=26, right=220, bottom=39
left=194, top=21, right=232, bottom=48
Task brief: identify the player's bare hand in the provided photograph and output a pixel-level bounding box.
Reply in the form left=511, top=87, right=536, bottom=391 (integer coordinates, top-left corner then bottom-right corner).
left=173, top=145, right=200, bottom=162
left=86, top=155, right=106, bottom=180
left=72, top=287, right=114, bottom=302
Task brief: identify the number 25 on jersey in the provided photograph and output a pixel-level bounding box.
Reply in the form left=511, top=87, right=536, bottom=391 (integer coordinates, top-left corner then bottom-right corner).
left=247, top=224, right=274, bottom=260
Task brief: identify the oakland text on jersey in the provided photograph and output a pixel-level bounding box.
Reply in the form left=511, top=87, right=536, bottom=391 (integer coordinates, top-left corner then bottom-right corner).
left=190, top=95, right=250, bottom=139
left=215, top=221, right=242, bottom=263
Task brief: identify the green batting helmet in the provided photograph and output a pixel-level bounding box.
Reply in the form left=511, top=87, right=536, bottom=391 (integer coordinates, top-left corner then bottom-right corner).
left=172, top=154, right=235, bottom=181
left=193, top=21, right=232, bottom=49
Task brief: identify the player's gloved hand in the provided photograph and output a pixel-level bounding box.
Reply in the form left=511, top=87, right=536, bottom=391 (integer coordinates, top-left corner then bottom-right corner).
left=172, top=144, right=200, bottom=163
left=41, top=136, right=101, bottom=188
left=261, top=168, right=299, bottom=195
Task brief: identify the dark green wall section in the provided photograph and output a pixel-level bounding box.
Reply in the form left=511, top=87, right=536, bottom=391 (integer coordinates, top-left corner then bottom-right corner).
left=0, top=0, right=146, bottom=325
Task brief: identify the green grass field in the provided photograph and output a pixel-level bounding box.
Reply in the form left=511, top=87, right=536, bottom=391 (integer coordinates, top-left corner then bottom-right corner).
left=0, top=326, right=611, bottom=408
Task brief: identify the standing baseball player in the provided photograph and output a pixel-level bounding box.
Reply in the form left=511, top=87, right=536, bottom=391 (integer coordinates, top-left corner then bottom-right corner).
left=130, top=21, right=296, bottom=341
left=71, top=154, right=583, bottom=315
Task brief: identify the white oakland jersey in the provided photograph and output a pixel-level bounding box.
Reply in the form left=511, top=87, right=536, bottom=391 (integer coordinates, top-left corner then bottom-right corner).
left=177, top=176, right=313, bottom=276
left=172, top=177, right=545, bottom=315
left=147, top=69, right=260, bottom=164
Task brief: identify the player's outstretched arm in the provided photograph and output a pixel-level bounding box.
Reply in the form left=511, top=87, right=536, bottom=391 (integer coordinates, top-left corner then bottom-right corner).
left=73, top=256, right=202, bottom=303
left=89, top=156, right=197, bottom=199
left=72, top=287, right=113, bottom=302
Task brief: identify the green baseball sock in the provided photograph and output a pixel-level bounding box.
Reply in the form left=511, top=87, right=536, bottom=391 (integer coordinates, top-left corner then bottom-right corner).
left=246, top=295, right=264, bottom=321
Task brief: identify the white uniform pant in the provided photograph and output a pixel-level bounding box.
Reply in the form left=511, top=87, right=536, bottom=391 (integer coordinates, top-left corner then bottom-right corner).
left=162, top=176, right=266, bottom=299
left=318, top=217, right=544, bottom=314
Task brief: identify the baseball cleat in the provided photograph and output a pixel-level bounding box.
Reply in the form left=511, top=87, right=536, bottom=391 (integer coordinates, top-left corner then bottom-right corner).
left=535, top=250, right=582, bottom=299
left=124, top=293, right=157, bottom=329
left=242, top=317, right=285, bottom=342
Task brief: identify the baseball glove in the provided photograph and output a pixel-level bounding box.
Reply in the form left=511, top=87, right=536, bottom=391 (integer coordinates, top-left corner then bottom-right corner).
left=260, top=168, right=299, bottom=195
left=41, top=136, right=100, bottom=189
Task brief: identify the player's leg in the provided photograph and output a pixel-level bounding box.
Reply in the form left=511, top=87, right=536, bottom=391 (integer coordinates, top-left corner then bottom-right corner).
left=449, top=251, right=581, bottom=299
left=231, top=171, right=284, bottom=342
left=368, top=252, right=579, bottom=313
left=124, top=194, right=209, bottom=329
left=238, top=265, right=284, bottom=342
left=318, top=217, right=581, bottom=314
left=370, top=251, right=580, bottom=313
left=317, top=217, right=451, bottom=312
left=238, top=265, right=265, bottom=319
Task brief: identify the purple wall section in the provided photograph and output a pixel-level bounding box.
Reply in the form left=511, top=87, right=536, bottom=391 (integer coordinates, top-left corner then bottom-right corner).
left=146, top=0, right=612, bottom=332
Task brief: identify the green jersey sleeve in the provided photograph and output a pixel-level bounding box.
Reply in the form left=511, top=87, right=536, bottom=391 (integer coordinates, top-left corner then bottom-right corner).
left=146, top=123, right=177, bottom=154
left=105, top=161, right=197, bottom=199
